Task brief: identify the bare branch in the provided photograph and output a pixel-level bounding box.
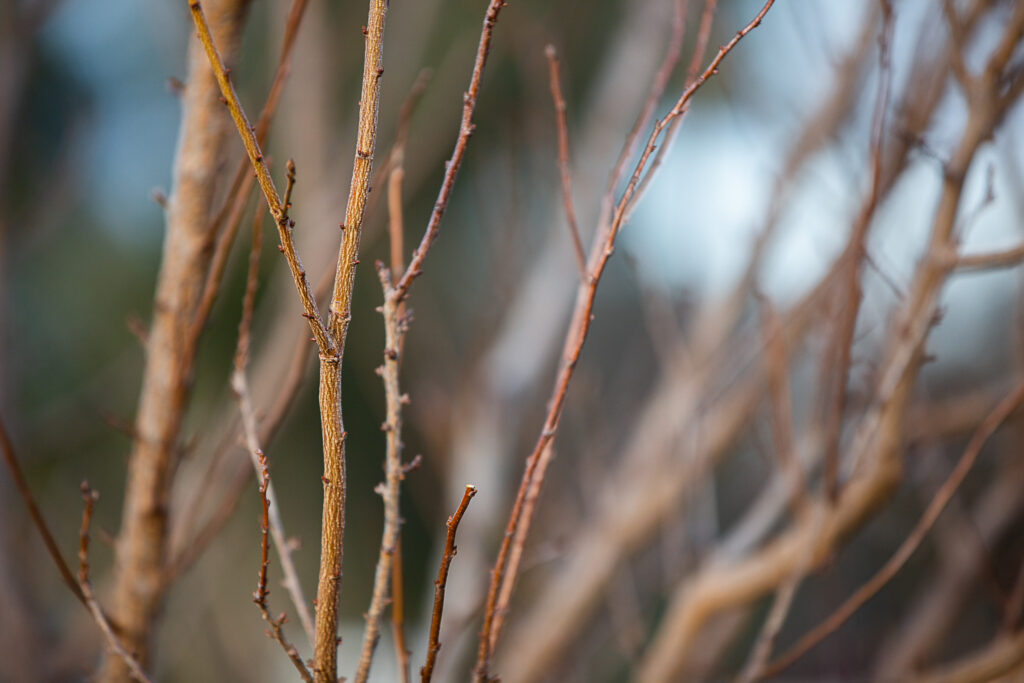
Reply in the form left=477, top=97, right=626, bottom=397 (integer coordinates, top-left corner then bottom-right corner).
left=393, top=0, right=509, bottom=301
left=251, top=451, right=314, bottom=682
left=544, top=44, right=587, bottom=281
left=187, top=0, right=335, bottom=358
left=422, top=485, right=477, bottom=683
left=78, top=483, right=154, bottom=683
left=476, top=4, right=777, bottom=677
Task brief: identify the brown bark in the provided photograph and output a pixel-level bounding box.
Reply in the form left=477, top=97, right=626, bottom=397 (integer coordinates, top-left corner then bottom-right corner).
left=101, top=1, right=251, bottom=679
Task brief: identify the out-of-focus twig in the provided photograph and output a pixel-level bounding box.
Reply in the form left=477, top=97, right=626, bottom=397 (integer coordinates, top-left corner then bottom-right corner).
left=822, top=0, right=894, bottom=500
left=0, top=414, right=85, bottom=606
left=910, top=630, right=1024, bottom=683
left=763, top=379, right=1024, bottom=677
left=476, top=4, right=777, bottom=678
left=105, top=2, right=252, bottom=677
left=544, top=44, right=587, bottom=281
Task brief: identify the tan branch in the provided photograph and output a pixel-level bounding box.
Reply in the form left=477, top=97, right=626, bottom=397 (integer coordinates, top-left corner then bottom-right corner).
left=104, top=2, right=251, bottom=678
left=763, top=379, right=1024, bottom=677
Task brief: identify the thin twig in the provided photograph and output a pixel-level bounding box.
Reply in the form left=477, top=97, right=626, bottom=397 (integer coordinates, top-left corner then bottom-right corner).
left=757, top=296, right=810, bottom=514
left=0, top=414, right=85, bottom=605
left=544, top=44, right=587, bottom=281
left=422, top=485, right=477, bottom=683
left=231, top=185, right=316, bottom=646
left=598, top=0, right=687, bottom=233
left=627, top=0, right=718, bottom=216
left=763, top=379, right=1024, bottom=678
left=392, top=0, right=509, bottom=301
left=187, top=0, right=334, bottom=358
left=822, top=0, right=894, bottom=500
left=382, top=81, right=424, bottom=681
left=475, top=4, right=777, bottom=677
left=351, top=261, right=408, bottom=683
left=251, top=450, right=314, bottom=682
left=737, top=574, right=802, bottom=683
left=78, top=483, right=154, bottom=683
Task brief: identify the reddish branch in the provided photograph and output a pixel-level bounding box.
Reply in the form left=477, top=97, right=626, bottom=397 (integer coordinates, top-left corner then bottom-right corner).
left=0, top=414, right=85, bottom=605
left=422, top=485, right=477, bottom=683
left=599, top=0, right=687, bottom=230
left=231, top=175, right=316, bottom=647
left=251, top=450, right=313, bottom=682
left=474, top=3, right=777, bottom=678
left=392, top=0, right=508, bottom=301
left=627, top=0, right=718, bottom=215
left=78, top=483, right=154, bottom=683
left=544, top=45, right=587, bottom=280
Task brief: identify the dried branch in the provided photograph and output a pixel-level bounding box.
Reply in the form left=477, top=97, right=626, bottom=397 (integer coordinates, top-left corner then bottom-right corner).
left=762, top=379, right=1024, bottom=678
left=636, top=12, right=1023, bottom=676
left=351, top=260, right=408, bottom=683
left=78, top=483, right=154, bottom=683
left=251, top=450, right=314, bottom=682
left=385, top=200, right=411, bottom=683
left=598, top=0, right=687, bottom=232
left=475, top=4, right=777, bottom=677
left=911, top=630, right=1024, bottom=683
left=191, top=0, right=310, bottom=343
left=312, top=1, right=390, bottom=678
left=544, top=44, right=587, bottom=281
left=188, top=0, right=395, bottom=677
left=956, top=243, right=1024, bottom=271
left=422, top=485, right=477, bottom=683
left=188, top=0, right=334, bottom=359
left=104, top=3, right=252, bottom=678
left=822, top=0, right=893, bottom=500
left=0, top=413, right=85, bottom=606
left=757, top=296, right=810, bottom=514
left=392, top=0, right=508, bottom=301
left=230, top=191, right=316, bottom=646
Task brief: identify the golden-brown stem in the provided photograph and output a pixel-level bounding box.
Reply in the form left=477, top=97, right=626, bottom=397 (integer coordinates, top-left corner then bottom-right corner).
left=314, top=2, right=389, bottom=679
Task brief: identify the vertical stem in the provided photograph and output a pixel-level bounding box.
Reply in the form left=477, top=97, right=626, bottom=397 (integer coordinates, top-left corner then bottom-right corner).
left=314, top=2, right=389, bottom=679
